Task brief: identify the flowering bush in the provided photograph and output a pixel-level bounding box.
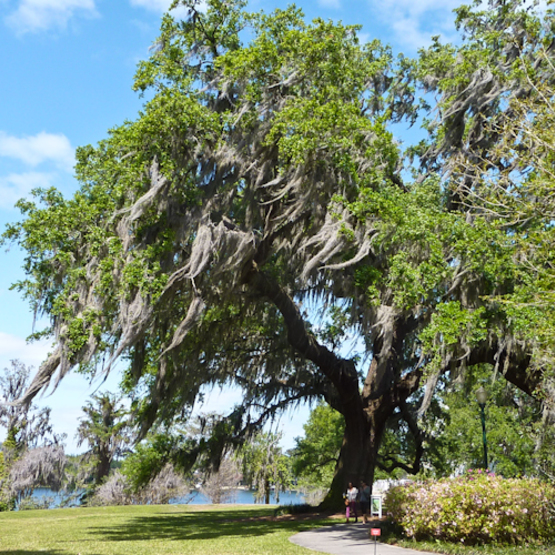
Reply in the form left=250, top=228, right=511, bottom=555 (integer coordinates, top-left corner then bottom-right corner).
left=384, top=470, right=555, bottom=545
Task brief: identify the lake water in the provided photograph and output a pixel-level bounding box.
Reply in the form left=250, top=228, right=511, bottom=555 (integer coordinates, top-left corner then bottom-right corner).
left=30, top=487, right=305, bottom=509
left=183, top=489, right=305, bottom=505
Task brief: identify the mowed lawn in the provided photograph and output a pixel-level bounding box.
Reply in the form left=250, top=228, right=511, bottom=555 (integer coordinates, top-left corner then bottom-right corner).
left=0, top=504, right=332, bottom=555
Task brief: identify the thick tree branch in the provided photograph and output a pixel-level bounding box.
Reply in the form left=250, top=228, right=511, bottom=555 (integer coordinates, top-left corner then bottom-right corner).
left=244, top=265, right=360, bottom=404
left=467, top=342, right=539, bottom=397
left=377, top=400, right=424, bottom=475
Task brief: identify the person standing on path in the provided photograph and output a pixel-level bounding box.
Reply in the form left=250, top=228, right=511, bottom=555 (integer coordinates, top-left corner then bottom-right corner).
left=359, top=481, right=371, bottom=524
left=345, top=482, right=358, bottom=523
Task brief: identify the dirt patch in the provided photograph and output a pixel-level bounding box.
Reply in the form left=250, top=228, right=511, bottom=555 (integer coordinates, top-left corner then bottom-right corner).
left=220, top=511, right=338, bottom=524
left=223, top=511, right=388, bottom=524
left=272, top=511, right=341, bottom=522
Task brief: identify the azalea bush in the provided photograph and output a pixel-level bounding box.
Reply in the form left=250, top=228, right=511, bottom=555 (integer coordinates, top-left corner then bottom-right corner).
left=385, top=470, right=555, bottom=545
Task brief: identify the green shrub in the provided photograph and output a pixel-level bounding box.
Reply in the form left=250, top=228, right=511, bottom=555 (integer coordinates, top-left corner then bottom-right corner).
left=384, top=470, right=555, bottom=545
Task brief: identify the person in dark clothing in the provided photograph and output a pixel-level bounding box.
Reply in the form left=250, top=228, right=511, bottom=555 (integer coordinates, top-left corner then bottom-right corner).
left=360, top=480, right=371, bottom=524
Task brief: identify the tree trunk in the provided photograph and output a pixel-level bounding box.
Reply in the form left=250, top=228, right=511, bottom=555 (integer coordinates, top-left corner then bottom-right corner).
left=95, top=446, right=112, bottom=485
left=320, top=394, right=391, bottom=509
left=247, top=269, right=422, bottom=510
left=264, top=478, right=270, bottom=504
left=321, top=316, right=421, bottom=510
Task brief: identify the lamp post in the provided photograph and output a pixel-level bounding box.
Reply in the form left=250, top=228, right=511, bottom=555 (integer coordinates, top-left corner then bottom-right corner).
left=475, top=386, right=488, bottom=470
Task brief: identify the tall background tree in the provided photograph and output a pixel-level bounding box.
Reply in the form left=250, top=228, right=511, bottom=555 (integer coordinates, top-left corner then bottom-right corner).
left=291, top=402, right=344, bottom=503
left=424, top=365, right=555, bottom=479
left=2, top=0, right=554, bottom=508
left=76, top=392, right=132, bottom=489
left=240, top=431, right=291, bottom=504
left=0, top=360, right=57, bottom=451
left=0, top=361, right=66, bottom=510
left=200, top=456, right=242, bottom=504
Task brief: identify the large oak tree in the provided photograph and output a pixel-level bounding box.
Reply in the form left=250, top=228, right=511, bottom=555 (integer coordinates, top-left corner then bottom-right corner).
left=3, top=0, right=554, bottom=507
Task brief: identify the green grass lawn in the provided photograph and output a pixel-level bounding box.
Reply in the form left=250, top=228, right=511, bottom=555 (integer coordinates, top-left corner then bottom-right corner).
left=0, top=504, right=331, bottom=555
left=2, top=504, right=555, bottom=555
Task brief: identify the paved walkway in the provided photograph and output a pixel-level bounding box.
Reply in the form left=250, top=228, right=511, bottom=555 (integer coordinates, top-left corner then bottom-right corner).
left=290, top=524, right=435, bottom=555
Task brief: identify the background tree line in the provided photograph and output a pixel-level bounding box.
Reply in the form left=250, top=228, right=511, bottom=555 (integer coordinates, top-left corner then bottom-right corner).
left=0, top=360, right=293, bottom=509
left=2, top=357, right=554, bottom=510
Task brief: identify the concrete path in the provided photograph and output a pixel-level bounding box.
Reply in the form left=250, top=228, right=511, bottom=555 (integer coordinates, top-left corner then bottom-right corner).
left=290, top=524, right=436, bottom=555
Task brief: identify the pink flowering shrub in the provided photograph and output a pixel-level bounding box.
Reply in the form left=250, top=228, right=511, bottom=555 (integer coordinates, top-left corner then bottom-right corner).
left=384, top=470, right=555, bottom=545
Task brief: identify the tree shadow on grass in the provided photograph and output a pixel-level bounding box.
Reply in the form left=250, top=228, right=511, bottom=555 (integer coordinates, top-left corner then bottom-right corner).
left=88, top=508, right=325, bottom=544
left=0, top=551, right=68, bottom=555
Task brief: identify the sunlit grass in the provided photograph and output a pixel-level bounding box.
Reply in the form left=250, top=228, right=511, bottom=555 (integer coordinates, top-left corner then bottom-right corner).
left=0, top=504, right=331, bottom=555
left=2, top=503, right=553, bottom=555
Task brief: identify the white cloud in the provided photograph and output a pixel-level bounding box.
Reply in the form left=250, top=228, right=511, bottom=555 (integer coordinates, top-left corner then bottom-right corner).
left=377, top=0, right=550, bottom=51
left=129, top=0, right=197, bottom=19
left=390, top=14, right=443, bottom=51
left=0, top=131, right=75, bottom=172
left=374, top=0, right=460, bottom=50
left=0, top=332, right=52, bottom=369
left=5, top=0, right=97, bottom=34
left=380, top=0, right=459, bottom=21
left=0, top=172, right=55, bottom=208
left=129, top=0, right=172, bottom=10
left=358, top=32, right=370, bottom=45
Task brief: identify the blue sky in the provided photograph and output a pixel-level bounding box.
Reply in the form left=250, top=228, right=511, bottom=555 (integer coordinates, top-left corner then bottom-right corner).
left=0, top=0, right=461, bottom=453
